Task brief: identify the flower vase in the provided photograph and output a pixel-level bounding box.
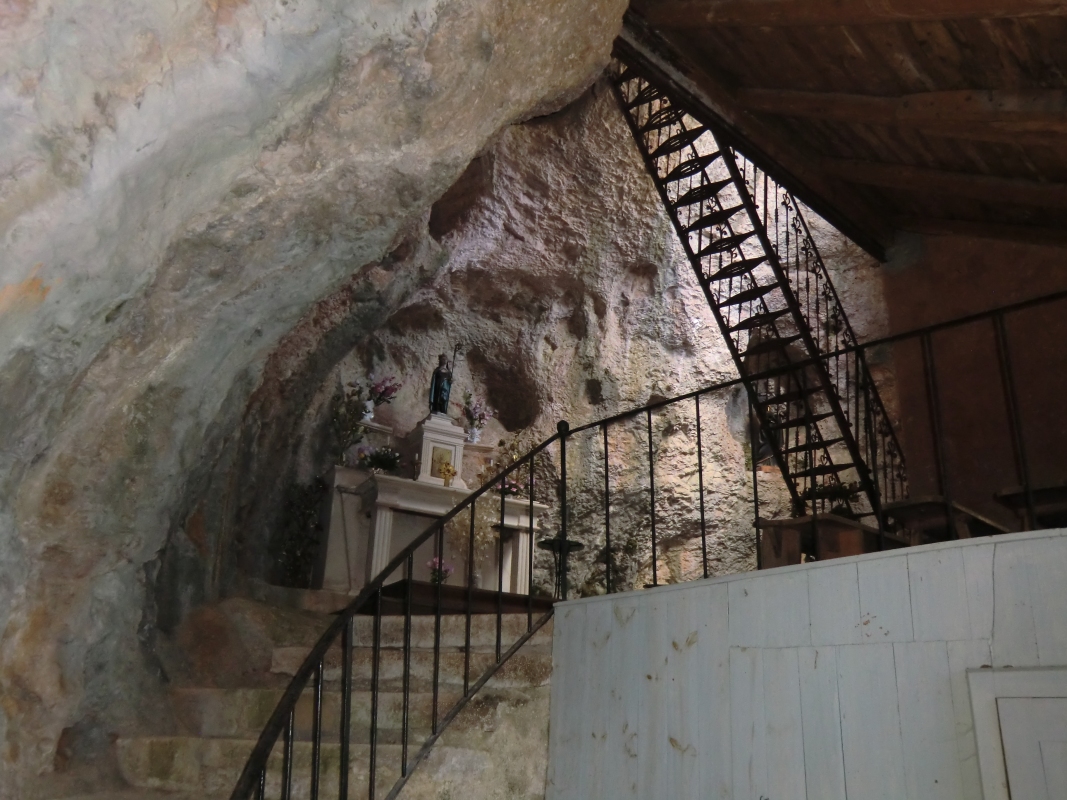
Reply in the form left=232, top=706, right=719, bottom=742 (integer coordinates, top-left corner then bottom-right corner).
left=467, top=427, right=482, bottom=443
left=443, top=475, right=453, bottom=487
left=361, top=400, right=375, bottom=422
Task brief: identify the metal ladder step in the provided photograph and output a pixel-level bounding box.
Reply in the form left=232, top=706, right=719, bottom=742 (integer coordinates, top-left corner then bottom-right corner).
left=626, top=83, right=663, bottom=109
left=707, top=256, right=769, bottom=282
left=761, top=386, right=824, bottom=406
left=651, top=127, right=707, bottom=159
left=729, top=308, right=791, bottom=332
left=686, top=205, right=745, bottom=233
left=641, top=106, right=687, bottom=134
left=784, top=437, right=845, bottom=454
left=743, top=334, right=802, bottom=357
left=696, top=231, right=756, bottom=257
left=672, top=179, right=732, bottom=210
left=794, top=463, right=855, bottom=479
left=767, top=411, right=835, bottom=431
left=664, top=153, right=722, bottom=183
left=720, top=283, right=779, bottom=307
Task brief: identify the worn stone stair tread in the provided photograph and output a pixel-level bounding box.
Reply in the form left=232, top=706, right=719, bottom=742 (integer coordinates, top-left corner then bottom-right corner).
left=116, top=734, right=493, bottom=796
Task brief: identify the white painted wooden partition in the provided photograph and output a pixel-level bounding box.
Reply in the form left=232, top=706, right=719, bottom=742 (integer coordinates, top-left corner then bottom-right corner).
left=547, top=528, right=1067, bottom=800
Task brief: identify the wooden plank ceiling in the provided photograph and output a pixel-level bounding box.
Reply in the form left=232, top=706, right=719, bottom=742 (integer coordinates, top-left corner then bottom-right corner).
left=626, top=0, right=1067, bottom=254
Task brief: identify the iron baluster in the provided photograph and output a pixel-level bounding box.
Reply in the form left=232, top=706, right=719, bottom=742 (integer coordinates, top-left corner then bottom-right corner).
left=464, top=501, right=475, bottom=693
left=497, top=482, right=505, bottom=663
left=311, top=659, right=323, bottom=800
left=281, top=709, right=294, bottom=800
left=339, top=617, right=353, bottom=800
left=431, top=525, right=443, bottom=735
left=920, top=332, right=956, bottom=539
left=368, top=588, right=382, bottom=800
left=558, top=420, right=570, bottom=600
left=695, top=394, right=709, bottom=578
left=401, top=555, right=413, bottom=775
left=527, top=459, right=535, bottom=630
left=647, top=407, right=658, bottom=586
left=993, top=312, right=1037, bottom=530
left=603, top=423, right=613, bottom=594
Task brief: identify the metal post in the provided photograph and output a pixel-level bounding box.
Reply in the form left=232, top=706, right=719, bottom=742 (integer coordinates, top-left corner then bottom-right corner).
left=647, top=408, right=658, bottom=587
left=432, top=525, right=443, bottom=735
left=750, top=394, right=762, bottom=569
left=921, top=332, right=956, bottom=538
left=368, top=588, right=382, bottom=800
left=695, top=394, right=709, bottom=579
left=558, top=420, right=570, bottom=600
left=311, top=660, right=323, bottom=800
left=339, top=617, right=353, bottom=800
left=401, top=555, right=413, bottom=775
left=993, top=313, right=1037, bottom=529
left=603, top=424, right=613, bottom=593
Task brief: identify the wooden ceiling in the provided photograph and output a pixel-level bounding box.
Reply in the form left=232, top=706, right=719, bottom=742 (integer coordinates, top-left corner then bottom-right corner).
left=625, top=0, right=1067, bottom=256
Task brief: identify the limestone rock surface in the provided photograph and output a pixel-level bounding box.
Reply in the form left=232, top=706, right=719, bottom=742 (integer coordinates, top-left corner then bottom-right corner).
left=0, top=0, right=628, bottom=794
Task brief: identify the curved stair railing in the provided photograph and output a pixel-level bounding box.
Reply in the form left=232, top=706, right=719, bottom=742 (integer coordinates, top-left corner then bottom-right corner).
left=229, top=430, right=563, bottom=800
left=228, top=283, right=1065, bottom=798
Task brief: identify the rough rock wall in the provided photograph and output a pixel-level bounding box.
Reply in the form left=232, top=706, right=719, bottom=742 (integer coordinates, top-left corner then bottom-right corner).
left=0, top=0, right=629, bottom=794
left=214, top=82, right=803, bottom=602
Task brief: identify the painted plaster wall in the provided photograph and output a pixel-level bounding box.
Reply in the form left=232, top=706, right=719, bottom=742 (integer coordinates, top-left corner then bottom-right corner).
left=546, top=528, right=1067, bottom=800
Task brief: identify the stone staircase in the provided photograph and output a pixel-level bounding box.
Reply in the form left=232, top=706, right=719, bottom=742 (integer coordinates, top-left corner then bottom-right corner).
left=113, top=589, right=553, bottom=800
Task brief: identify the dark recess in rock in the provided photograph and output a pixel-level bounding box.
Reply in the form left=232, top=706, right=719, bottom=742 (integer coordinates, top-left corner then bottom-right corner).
left=585, top=378, right=604, bottom=405
left=466, top=346, right=541, bottom=431
left=428, top=155, right=493, bottom=242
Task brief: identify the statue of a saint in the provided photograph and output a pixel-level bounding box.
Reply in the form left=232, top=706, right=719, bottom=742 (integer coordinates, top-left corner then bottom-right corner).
left=429, top=354, right=452, bottom=414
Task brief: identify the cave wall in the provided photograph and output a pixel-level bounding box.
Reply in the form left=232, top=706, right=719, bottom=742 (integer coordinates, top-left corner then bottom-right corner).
left=208, top=79, right=891, bottom=600
left=0, top=0, right=630, bottom=793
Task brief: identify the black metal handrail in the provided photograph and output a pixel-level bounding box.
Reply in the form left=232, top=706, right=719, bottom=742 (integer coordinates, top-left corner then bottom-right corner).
left=231, top=288, right=1067, bottom=800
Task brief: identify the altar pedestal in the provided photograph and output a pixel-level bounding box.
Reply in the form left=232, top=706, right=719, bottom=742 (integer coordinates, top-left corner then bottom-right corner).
left=318, top=468, right=547, bottom=596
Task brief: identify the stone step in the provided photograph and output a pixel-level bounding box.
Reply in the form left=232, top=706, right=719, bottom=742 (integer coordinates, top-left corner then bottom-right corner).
left=173, top=686, right=461, bottom=741
left=269, top=645, right=553, bottom=690
left=172, top=682, right=545, bottom=745
left=116, top=735, right=492, bottom=800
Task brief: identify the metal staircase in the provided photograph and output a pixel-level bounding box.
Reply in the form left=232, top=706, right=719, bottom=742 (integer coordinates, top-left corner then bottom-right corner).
left=610, top=59, right=907, bottom=525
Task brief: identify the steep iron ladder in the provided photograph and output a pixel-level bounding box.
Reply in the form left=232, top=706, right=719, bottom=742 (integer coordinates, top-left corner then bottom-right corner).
left=611, top=59, right=907, bottom=524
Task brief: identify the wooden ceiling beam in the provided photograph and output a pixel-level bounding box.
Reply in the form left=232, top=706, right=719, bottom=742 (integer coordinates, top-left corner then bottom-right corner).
left=618, top=23, right=893, bottom=258
left=897, top=217, right=1067, bottom=247
left=737, top=88, right=1067, bottom=145
left=632, top=0, right=1067, bottom=28
left=824, top=159, right=1067, bottom=210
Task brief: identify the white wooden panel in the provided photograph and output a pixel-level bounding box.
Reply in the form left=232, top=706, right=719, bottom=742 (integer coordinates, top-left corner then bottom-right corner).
left=908, top=549, right=971, bottom=642
left=678, top=583, right=732, bottom=800
left=946, top=639, right=991, bottom=800
left=798, top=647, right=847, bottom=800
left=729, top=570, right=810, bottom=648
left=605, top=598, right=645, bottom=800
left=961, top=542, right=995, bottom=639
left=1023, top=536, right=1067, bottom=666
left=837, top=643, right=908, bottom=800
left=998, top=697, right=1067, bottom=800
left=579, top=600, right=615, bottom=800
left=636, top=595, right=671, bottom=800
left=894, top=641, right=964, bottom=800
left=809, top=562, right=863, bottom=646
left=730, top=646, right=766, bottom=800
left=858, top=555, right=914, bottom=643
left=547, top=603, right=588, bottom=800
left=762, top=648, right=806, bottom=800
left=763, top=571, right=811, bottom=648
left=1041, top=741, right=1067, bottom=799
left=991, top=540, right=1040, bottom=667
left=728, top=576, right=764, bottom=647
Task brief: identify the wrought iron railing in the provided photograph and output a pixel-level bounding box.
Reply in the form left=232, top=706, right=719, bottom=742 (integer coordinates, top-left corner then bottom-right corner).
left=611, top=57, right=907, bottom=529
left=229, top=286, right=1066, bottom=800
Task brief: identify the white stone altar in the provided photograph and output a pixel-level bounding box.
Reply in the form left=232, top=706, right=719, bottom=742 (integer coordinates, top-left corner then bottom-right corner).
left=317, top=414, right=547, bottom=595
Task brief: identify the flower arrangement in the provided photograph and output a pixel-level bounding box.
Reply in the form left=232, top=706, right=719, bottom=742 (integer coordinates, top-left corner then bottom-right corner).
left=498, top=477, right=522, bottom=496
left=356, top=445, right=402, bottom=473
left=331, top=381, right=367, bottom=460
left=437, top=462, right=457, bottom=487
left=427, top=556, right=454, bottom=585
left=369, top=375, right=402, bottom=406
left=458, top=391, right=494, bottom=430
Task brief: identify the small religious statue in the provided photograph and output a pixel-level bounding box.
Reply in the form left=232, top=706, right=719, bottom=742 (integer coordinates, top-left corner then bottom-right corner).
left=428, top=353, right=453, bottom=414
